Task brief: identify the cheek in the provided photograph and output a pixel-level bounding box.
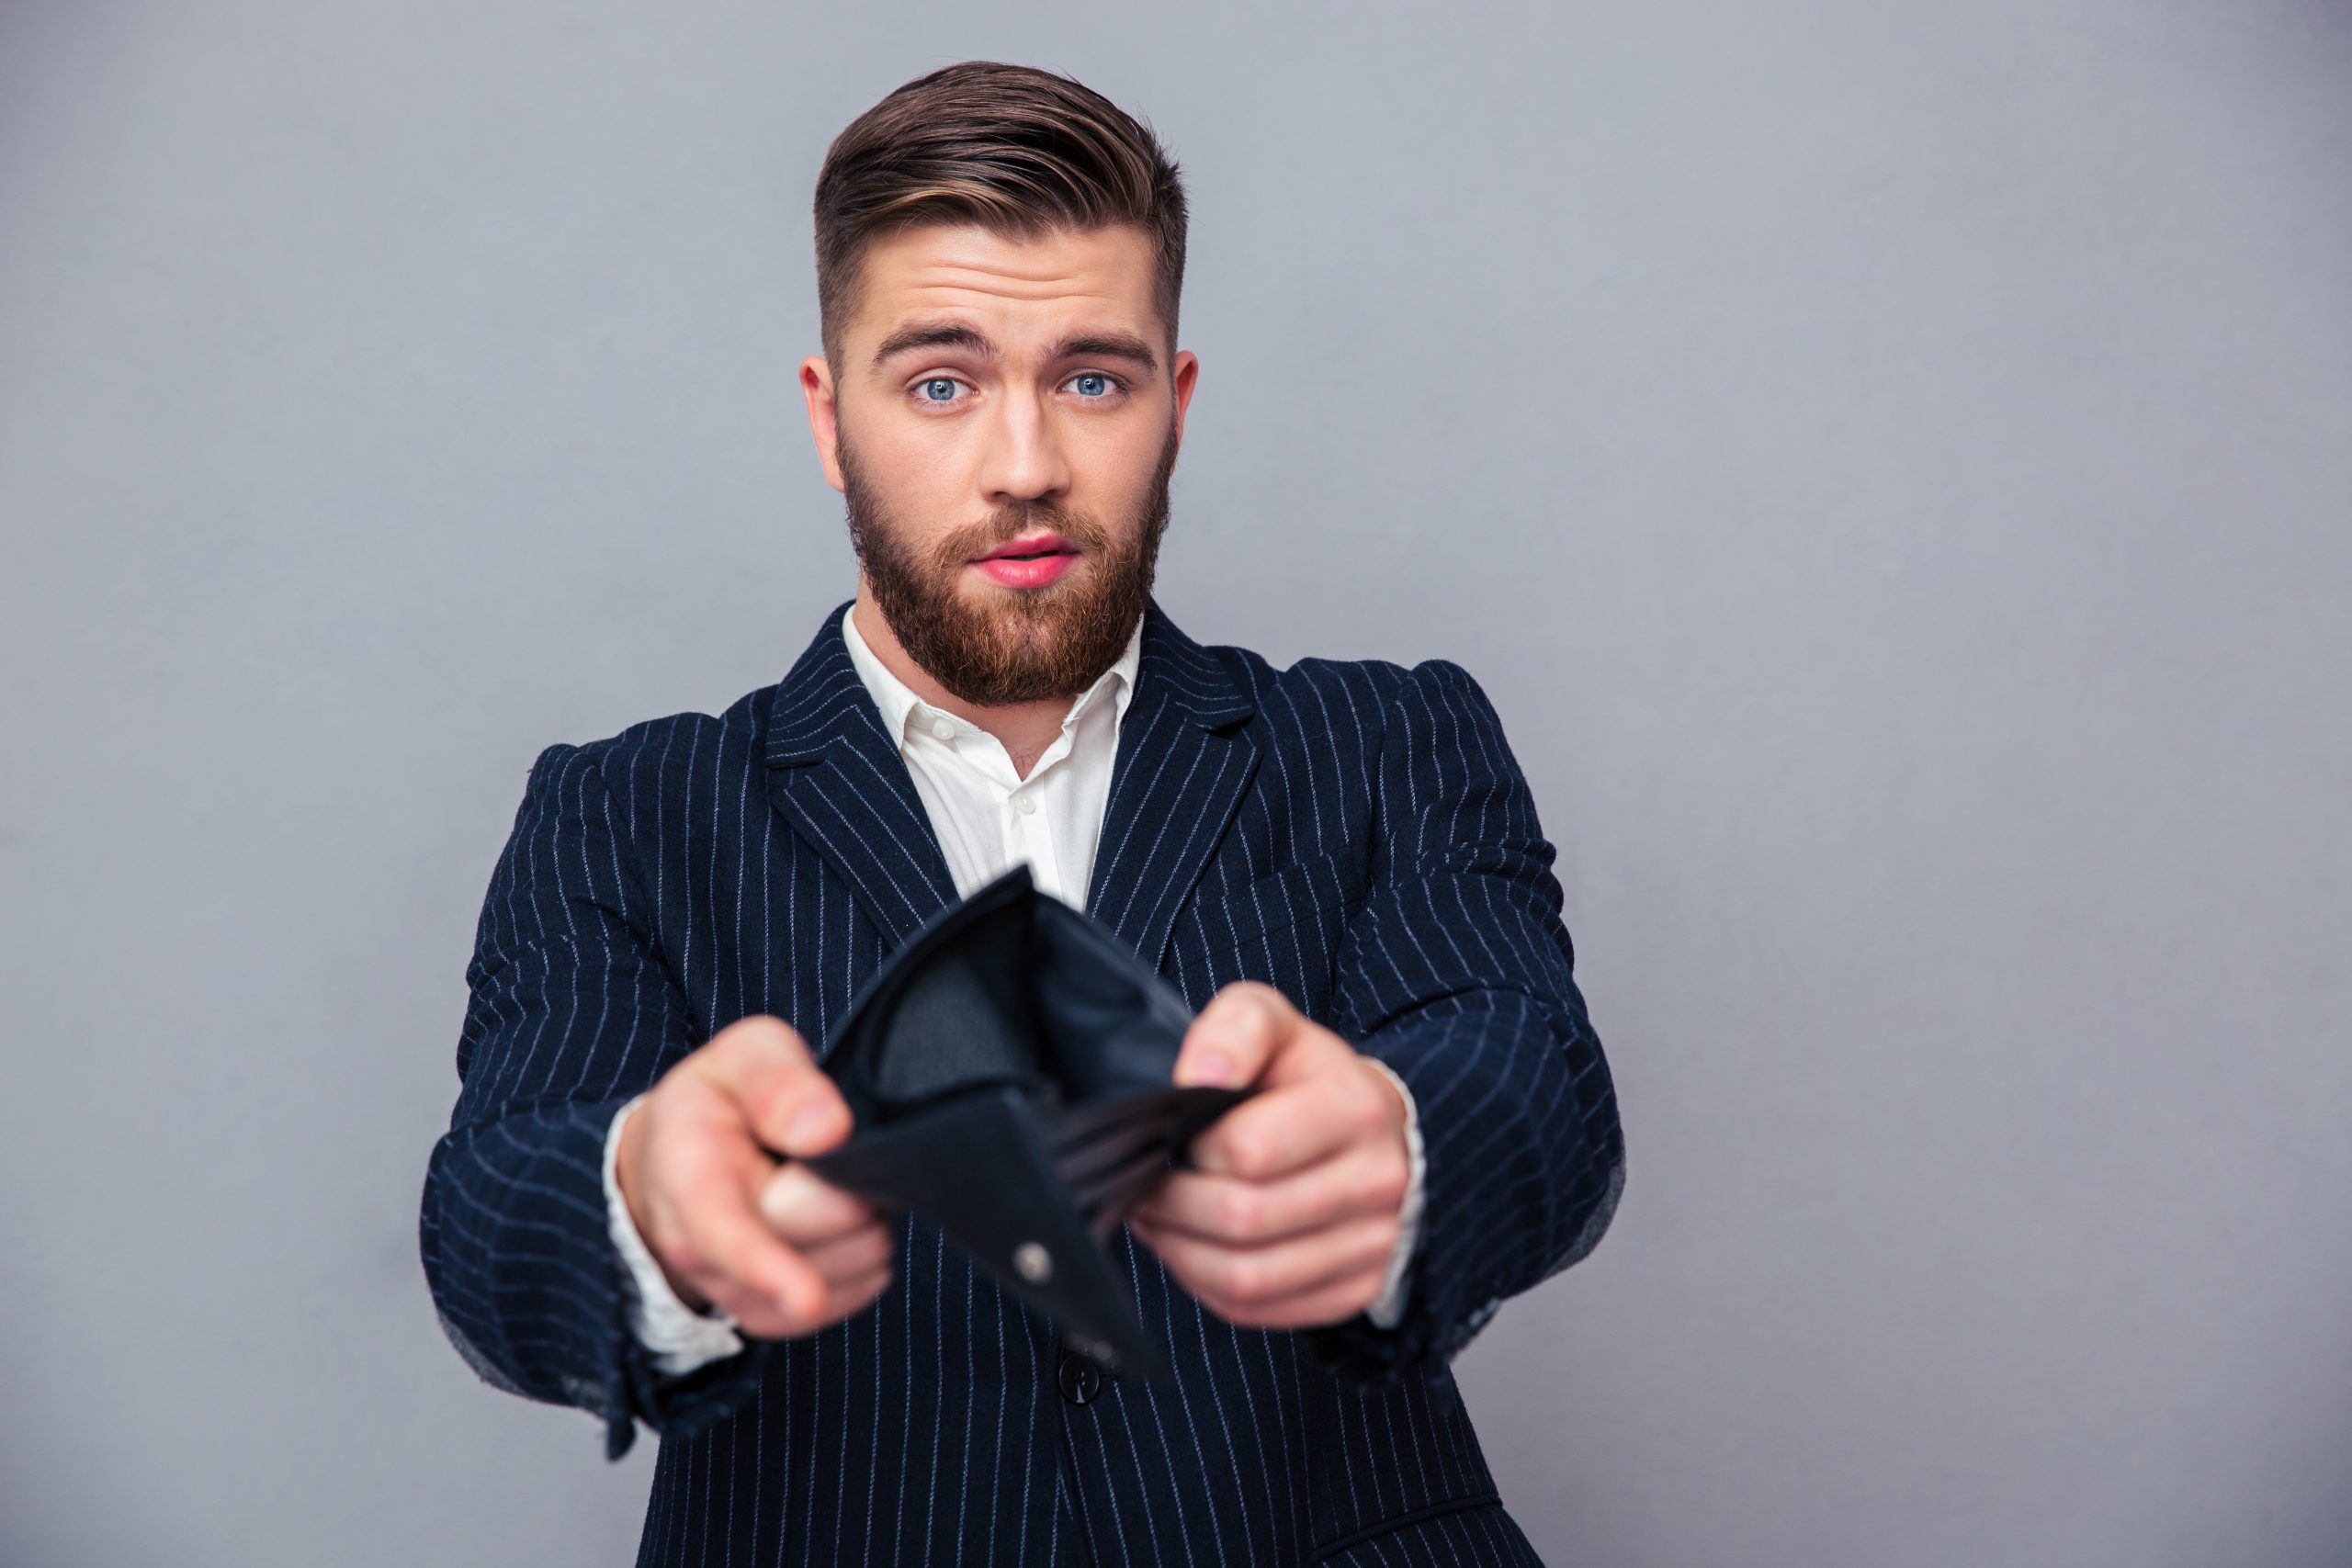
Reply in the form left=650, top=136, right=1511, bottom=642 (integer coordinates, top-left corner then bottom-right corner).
left=855, top=440, right=972, bottom=544
left=1065, top=429, right=1168, bottom=525
left=874, top=432, right=965, bottom=499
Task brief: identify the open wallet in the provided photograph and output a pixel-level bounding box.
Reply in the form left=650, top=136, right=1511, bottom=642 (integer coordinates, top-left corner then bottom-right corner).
left=797, top=861, right=1256, bottom=1381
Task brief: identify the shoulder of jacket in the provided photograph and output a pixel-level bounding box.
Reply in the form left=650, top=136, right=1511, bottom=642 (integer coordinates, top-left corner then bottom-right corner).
left=523, top=704, right=746, bottom=788
left=1256, top=649, right=1476, bottom=706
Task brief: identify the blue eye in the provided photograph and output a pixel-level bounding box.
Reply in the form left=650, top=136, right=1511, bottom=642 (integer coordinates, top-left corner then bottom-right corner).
left=910, top=371, right=1122, bottom=410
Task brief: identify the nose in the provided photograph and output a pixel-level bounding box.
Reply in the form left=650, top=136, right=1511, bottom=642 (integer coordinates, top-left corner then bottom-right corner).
left=974, top=386, right=1072, bottom=510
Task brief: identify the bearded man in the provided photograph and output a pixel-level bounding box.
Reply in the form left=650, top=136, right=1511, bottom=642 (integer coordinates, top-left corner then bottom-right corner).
left=419, top=58, right=1623, bottom=1568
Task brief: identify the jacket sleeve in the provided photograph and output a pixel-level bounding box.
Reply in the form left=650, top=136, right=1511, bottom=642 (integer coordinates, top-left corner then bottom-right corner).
left=1306, top=658, right=1626, bottom=1386
left=417, top=740, right=766, bottom=1460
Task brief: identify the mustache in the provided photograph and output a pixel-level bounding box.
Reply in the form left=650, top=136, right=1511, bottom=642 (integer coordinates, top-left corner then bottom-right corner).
left=941, top=505, right=1114, bottom=564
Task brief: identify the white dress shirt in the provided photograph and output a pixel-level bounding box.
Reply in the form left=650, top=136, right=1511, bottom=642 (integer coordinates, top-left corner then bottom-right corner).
left=602, top=605, right=1426, bottom=1374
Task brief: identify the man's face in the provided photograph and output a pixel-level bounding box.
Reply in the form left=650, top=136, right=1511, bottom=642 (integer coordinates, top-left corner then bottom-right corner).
left=802, top=221, right=1198, bottom=707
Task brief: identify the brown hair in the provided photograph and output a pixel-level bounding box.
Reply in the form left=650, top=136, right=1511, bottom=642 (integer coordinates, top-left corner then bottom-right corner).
left=813, top=61, right=1189, bottom=370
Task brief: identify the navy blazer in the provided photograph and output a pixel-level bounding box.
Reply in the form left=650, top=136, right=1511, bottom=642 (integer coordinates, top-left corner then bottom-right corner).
left=420, top=596, right=1624, bottom=1566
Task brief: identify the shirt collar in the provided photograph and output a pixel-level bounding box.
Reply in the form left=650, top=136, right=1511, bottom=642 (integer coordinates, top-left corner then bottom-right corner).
left=838, top=602, right=1146, bottom=748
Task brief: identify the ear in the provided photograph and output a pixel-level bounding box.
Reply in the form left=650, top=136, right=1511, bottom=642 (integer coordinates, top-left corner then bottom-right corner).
left=1170, top=349, right=1200, bottom=451
left=800, top=354, right=844, bottom=492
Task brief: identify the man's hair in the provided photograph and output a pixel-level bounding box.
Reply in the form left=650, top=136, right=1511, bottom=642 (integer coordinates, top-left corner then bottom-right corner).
left=814, top=61, right=1189, bottom=370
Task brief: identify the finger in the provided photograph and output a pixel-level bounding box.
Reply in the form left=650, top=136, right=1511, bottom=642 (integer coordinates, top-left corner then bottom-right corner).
left=670, top=1182, right=833, bottom=1331
left=1130, top=1211, right=1399, bottom=1317
left=1189, top=1045, right=1400, bottom=1180
left=1172, top=982, right=1296, bottom=1089
left=837, top=1258, right=896, bottom=1303
left=1204, top=1269, right=1389, bottom=1331
left=756, top=1161, right=885, bottom=1243
left=797, top=1220, right=897, bottom=1284
left=693, top=1014, right=855, bottom=1158
left=823, top=1262, right=895, bottom=1321
left=727, top=1250, right=894, bottom=1339
left=652, top=1134, right=833, bottom=1327
left=1184, top=1077, right=1372, bottom=1181
left=1131, top=1145, right=1408, bottom=1246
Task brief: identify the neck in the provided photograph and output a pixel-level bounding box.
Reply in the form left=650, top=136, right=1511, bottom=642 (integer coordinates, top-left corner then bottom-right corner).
left=850, top=585, right=1080, bottom=779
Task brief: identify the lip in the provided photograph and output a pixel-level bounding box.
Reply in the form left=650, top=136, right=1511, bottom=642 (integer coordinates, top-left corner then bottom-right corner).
left=970, top=551, right=1079, bottom=590
left=972, top=532, right=1075, bottom=562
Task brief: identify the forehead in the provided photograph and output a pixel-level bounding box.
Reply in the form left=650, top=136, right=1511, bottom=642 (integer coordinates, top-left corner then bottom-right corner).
left=847, top=222, right=1160, bottom=354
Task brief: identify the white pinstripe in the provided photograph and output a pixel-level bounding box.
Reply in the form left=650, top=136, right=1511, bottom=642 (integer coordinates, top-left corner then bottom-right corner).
left=418, top=597, right=1621, bottom=1565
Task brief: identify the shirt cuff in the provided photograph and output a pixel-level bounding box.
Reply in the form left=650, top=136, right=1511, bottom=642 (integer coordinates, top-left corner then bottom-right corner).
left=1359, top=1057, right=1426, bottom=1330
left=604, top=1092, right=748, bottom=1376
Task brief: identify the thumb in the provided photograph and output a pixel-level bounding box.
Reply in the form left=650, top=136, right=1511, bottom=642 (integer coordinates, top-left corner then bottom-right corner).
left=704, top=1014, right=854, bottom=1158
left=1173, top=982, right=1292, bottom=1089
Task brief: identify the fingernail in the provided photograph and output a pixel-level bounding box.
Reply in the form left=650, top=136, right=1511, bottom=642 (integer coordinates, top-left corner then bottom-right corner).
left=1184, top=1049, right=1237, bottom=1088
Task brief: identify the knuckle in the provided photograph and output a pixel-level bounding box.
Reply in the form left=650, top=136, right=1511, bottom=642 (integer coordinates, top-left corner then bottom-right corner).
left=1224, top=1134, right=1269, bottom=1179
left=1223, top=1256, right=1270, bottom=1304
left=1191, top=1247, right=1236, bottom=1297
left=706, top=1280, right=769, bottom=1330
left=729, top=1012, right=802, bottom=1055
left=1216, top=1185, right=1263, bottom=1237
left=706, top=1021, right=762, bottom=1070
left=656, top=1224, right=711, bottom=1281
left=1214, top=981, right=1276, bottom=1025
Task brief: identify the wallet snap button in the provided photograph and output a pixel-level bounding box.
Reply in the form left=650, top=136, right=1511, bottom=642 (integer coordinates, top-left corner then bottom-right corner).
left=1056, top=1350, right=1102, bottom=1406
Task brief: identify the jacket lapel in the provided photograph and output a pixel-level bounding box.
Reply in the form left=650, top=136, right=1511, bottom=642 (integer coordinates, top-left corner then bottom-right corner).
left=762, top=601, right=960, bottom=955
left=762, top=596, right=1259, bottom=971
left=1083, top=601, right=1260, bottom=972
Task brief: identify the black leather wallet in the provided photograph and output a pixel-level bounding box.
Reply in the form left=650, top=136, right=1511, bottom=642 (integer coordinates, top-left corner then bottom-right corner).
left=799, top=862, right=1254, bottom=1380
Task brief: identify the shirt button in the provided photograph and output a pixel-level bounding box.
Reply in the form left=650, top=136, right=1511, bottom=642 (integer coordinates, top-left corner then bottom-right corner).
left=1013, top=793, right=1036, bottom=815
left=929, top=716, right=956, bottom=739
left=1056, top=1350, right=1102, bottom=1406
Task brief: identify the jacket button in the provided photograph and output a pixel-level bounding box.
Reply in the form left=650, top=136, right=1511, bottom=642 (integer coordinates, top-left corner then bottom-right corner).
left=1056, top=1350, right=1102, bottom=1406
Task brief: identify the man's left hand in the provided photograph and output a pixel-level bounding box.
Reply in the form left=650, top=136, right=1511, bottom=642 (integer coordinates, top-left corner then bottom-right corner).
left=1127, top=981, right=1411, bottom=1329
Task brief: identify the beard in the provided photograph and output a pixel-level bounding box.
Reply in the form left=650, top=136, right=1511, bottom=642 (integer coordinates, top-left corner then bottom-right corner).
left=839, top=414, right=1178, bottom=707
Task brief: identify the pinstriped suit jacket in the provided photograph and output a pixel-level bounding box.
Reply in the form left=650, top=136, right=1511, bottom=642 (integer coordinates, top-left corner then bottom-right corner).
left=419, top=595, right=1625, bottom=1566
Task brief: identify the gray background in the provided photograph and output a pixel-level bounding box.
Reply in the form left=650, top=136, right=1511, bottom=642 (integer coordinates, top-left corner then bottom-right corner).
left=3, top=2, right=2346, bottom=1564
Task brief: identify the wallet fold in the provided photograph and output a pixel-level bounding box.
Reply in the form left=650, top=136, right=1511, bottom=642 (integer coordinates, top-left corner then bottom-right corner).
left=800, top=862, right=1252, bottom=1378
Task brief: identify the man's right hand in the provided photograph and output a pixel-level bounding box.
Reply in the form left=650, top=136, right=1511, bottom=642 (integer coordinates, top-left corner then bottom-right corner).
left=615, top=1014, right=896, bottom=1338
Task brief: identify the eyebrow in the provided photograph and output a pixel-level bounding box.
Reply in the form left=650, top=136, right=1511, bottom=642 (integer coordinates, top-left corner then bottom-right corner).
left=869, top=320, right=1159, bottom=377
